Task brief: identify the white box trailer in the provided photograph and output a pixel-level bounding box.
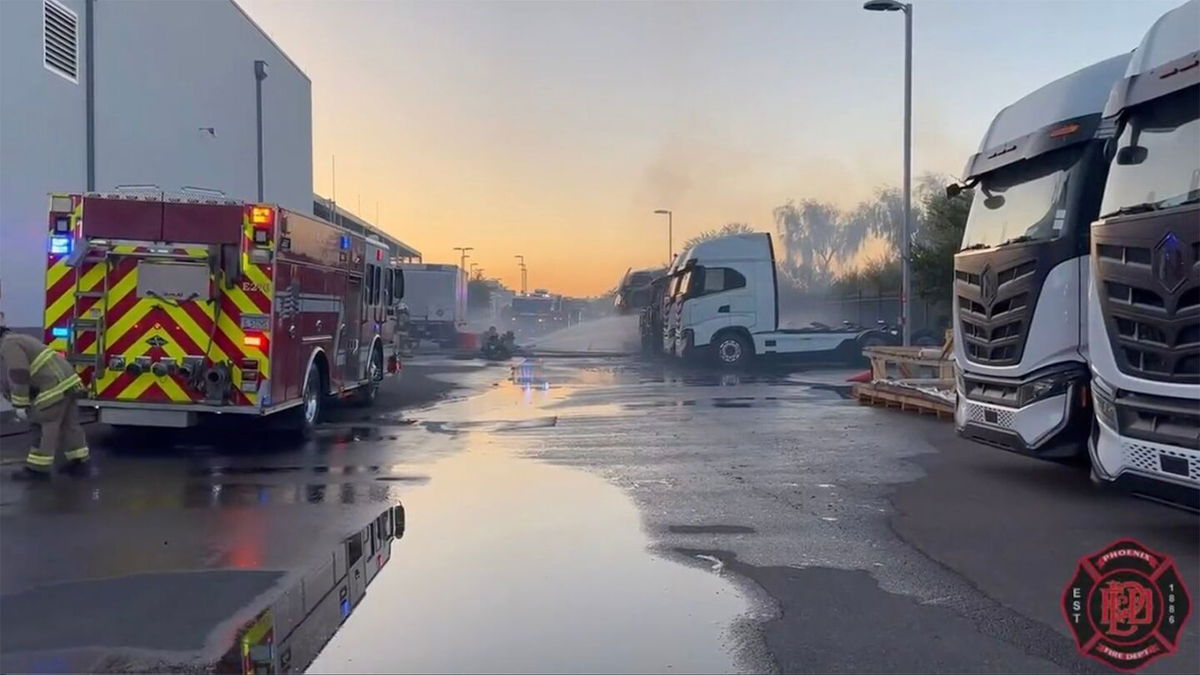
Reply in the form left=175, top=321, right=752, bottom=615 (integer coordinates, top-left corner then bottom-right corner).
left=397, top=263, right=467, bottom=346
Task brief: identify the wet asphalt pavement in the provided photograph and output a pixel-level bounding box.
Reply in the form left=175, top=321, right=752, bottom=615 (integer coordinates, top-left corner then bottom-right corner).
left=0, top=354, right=1197, bottom=673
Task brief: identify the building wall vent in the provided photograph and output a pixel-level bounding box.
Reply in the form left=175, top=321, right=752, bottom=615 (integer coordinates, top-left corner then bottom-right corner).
left=43, top=0, right=79, bottom=83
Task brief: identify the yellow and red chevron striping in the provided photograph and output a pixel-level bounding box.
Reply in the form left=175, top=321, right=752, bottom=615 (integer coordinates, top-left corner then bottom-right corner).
left=43, top=194, right=275, bottom=408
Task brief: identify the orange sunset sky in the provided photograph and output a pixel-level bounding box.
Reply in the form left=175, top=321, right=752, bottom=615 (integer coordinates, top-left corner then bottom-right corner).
left=238, top=0, right=1175, bottom=297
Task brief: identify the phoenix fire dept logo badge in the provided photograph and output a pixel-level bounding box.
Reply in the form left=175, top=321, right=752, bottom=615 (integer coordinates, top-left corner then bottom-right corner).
left=1062, top=538, right=1191, bottom=671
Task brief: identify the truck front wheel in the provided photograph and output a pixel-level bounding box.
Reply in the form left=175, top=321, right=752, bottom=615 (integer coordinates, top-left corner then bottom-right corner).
left=712, top=332, right=751, bottom=369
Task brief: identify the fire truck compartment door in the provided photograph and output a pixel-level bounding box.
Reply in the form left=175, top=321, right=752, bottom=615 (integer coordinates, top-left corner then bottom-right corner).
left=162, top=202, right=244, bottom=244
left=82, top=196, right=163, bottom=241
left=136, top=261, right=212, bottom=301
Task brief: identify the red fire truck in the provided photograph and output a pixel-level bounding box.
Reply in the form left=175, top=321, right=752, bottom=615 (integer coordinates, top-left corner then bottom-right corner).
left=42, top=191, right=405, bottom=434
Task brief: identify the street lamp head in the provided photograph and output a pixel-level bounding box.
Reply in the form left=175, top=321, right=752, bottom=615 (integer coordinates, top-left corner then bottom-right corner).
left=254, top=60, right=269, bottom=80
left=653, top=209, right=671, bottom=215
left=863, top=0, right=906, bottom=11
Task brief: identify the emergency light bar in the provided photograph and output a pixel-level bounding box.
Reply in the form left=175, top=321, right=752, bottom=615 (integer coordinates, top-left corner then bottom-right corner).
left=49, top=236, right=72, bottom=255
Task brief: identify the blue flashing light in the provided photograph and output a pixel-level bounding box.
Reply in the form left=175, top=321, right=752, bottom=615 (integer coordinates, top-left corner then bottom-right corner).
left=49, top=236, right=72, bottom=255
left=339, top=235, right=351, bottom=250
left=340, top=598, right=351, bottom=617
left=51, top=327, right=70, bottom=339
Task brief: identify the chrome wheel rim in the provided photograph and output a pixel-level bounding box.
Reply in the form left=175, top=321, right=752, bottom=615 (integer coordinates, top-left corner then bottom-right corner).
left=719, top=340, right=742, bottom=363
left=303, top=379, right=319, bottom=424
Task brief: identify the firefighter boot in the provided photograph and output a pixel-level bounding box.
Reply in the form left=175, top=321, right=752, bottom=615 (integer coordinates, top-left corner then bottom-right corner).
left=59, top=458, right=94, bottom=478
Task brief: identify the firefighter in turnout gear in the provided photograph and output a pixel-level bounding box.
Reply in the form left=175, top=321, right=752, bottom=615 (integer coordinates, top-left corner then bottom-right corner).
left=0, top=317, right=90, bottom=480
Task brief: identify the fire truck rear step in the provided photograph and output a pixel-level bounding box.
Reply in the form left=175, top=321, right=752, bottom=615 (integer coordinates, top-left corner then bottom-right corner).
left=100, top=406, right=196, bottom=428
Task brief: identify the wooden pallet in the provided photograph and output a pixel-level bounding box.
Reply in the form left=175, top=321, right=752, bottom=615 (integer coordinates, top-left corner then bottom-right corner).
left=864, top=344, right=954, bottom=381
left=852, top=380, right=955, bottom=420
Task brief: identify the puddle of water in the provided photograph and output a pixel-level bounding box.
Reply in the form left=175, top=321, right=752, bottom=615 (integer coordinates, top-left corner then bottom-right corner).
left=309, top=383, right=750, bottom=674
left=219, top=506, right=405, bottom=674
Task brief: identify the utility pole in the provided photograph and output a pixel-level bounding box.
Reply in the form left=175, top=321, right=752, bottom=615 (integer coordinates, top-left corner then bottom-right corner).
left=254, top=60, right=268, bottom=202
left=862, top=0, right=913, bottom=346
left=514, top=255, right=527, bottom=294
left=454, top=246, right=473, bottom=272
left=654, top=209, right=673, bottom=266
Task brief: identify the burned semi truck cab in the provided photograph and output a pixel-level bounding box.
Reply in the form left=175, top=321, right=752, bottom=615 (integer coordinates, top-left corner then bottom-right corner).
left=1087, top=0, right=1200, bottom=507
left=952, top=53, right=1131, bottom=459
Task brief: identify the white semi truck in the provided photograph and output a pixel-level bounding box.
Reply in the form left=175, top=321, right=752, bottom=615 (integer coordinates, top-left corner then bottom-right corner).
left=950, top=54, right=1131, bottom=460
left=397, top=263, right=467, bottom=347
left=663, top=233, right=887, bottom=367
left=1087, top=0, right=1199, bottom=507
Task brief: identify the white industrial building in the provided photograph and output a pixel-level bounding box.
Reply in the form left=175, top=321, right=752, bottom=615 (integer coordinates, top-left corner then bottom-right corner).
left=0, top=0, right=313, bottom=331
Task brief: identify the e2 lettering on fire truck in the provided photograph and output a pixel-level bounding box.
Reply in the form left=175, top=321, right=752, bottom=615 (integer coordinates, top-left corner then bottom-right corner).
left=42, top=192, right=405, bottom=434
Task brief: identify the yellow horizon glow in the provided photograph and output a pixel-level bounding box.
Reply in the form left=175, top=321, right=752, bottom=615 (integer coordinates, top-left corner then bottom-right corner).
left=236, top=0, right=1173, bottom=297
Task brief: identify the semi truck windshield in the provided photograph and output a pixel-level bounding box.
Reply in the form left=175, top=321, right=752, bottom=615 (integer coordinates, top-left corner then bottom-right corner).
left=960, top=147, right=1082, bottom=250
left=1100, top=88, right=1200, bottom=218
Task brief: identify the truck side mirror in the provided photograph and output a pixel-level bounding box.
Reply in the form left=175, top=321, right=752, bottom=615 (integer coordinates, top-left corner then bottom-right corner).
left=945, top=183, right=963, bottom=199
left=1115, top=145, right=1148, bottom=166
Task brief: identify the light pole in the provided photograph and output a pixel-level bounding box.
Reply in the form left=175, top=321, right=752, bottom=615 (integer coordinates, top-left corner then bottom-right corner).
left=453, top=246, right=473, bottom=272
left=653, top=209, right=673, bottom=266
left=514, top=255, right=527, bottom=294
left=863, top=0, right=912, bottom=347
left=254, top=60, right=269, bottom=202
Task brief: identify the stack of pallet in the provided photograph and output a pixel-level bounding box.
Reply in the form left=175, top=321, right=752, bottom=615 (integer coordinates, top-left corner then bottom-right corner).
left=852, top=334, right=956, bottom=419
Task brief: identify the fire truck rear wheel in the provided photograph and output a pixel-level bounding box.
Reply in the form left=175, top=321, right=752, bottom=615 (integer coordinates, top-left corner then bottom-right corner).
left=286, top=364, right=324, bottom=438
left=353, top=346, right=383, bottom=407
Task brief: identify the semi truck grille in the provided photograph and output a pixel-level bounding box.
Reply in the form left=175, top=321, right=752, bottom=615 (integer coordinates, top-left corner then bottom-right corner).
left=964, top=399, right=1016, bottom=429
left=1093, top=206, right=1200, bottom=384
left=962, top=377, right=1020, bottom=406
left=1114, top=390, right=1200, bottom=450
left=1122, top=442, right=1200, bottom=482
left=955, top=249, right=1043, bottom=366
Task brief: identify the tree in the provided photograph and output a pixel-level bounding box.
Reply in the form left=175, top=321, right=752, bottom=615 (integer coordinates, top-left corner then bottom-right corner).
left=911, top=186, right=974, bottom=302
left=773, top=200, right=865, bottom=290
left=679, top=222, right=756, bottom=253
left=842, top=187, right=905, bottom=252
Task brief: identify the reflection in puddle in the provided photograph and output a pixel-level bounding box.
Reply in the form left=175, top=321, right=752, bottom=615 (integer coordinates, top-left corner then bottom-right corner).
left=221, top=506, right=406, bottom=674
left=8, top=478, right=422, bottom=514
left=310, top=384, right=751, bottom=674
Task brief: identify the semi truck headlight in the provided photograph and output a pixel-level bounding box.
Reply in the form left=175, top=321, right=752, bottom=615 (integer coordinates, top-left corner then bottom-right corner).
left=1092, top=375, right=1118, bottom=429
left=1016, top=371, right=1077, bottom=406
